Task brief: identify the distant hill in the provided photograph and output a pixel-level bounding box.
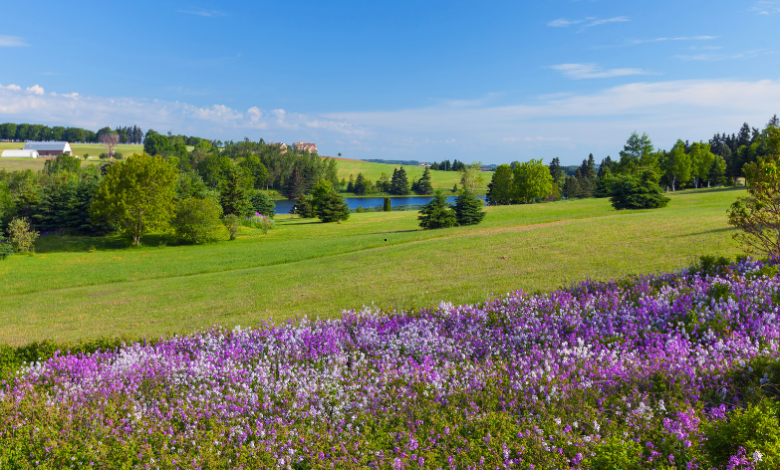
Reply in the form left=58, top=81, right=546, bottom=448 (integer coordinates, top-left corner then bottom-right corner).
left=362, top=159, right=420, bottom=166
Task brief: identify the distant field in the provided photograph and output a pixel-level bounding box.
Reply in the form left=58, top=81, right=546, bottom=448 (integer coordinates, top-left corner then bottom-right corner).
left=0, top=187, right=745, bottom=345
left=0, top=142, right=144, bottom=171
left=329, top=157, right=491, bottom=192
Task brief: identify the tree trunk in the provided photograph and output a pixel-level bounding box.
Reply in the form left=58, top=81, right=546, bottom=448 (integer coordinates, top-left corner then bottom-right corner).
left=672, top=176, right=676, bottom=191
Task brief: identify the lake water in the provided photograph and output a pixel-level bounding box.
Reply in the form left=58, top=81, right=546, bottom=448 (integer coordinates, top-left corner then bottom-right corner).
left=272, top=195, right=485, bottom=214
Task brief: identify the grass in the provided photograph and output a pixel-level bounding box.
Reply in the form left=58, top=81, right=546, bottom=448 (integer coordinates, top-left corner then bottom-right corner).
left=0, top=142, right=145, bottom=171
left=330, top=156, right=490, bottom=192
left=0, top=187, right=746, bottom=346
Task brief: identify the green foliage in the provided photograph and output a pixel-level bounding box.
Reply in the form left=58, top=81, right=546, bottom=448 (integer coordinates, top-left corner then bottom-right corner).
left=609, top=170, right=670, bottom=210
left=176, top=171, right=208, bottom=200
left=196, top=154, right=233, bottom=188
left=702, top=401, right=780, bottom=470
left=219, top=166, right=253, bottom=217
left=143, top=131, right=173, bottom=156
left=250, top=191, right=276, bottom=218
left=453, top=190, right=486, bottom=226
left=238, top=154, right=268, bottom=189
left=173, top=197, right=223, bottom=244
left=416, top=167, right=434, bottom=195
left=221, top=214, right=241, bottom=241
left=89, top=153, right=178, bottom=245
left=318, top=192, right=351, bottom=223
left=0, top=240, right=13, bottom=260
left=616, top=132, right=657, bottom=175
left=42, top=154, right=81, bottom=175
left=383, top=197, right=391, bottom=212
left=689, top=255, right=732, bottom=277
left=294, top=194, right=315, bottom=218
left=7, top=217, right=39, bottom=252
left=459, top=162, right=485, bottom=193
left=487, top=164, right=514, bottom=205
left=311, top=179, right=333, bottom=216
left=584, top=435, right=643, bottom=470
left=390, top=167, right=410, bottom=195
left=418, top=190, right=457, bottom=229
left=513, top=158, right=553, bottom=203
left=662, top=140, right=693, bottom=190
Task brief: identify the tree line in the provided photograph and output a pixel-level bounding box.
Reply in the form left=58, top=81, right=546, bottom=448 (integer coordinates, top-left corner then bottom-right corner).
left=0, top=123, right=145, bottom=144
left=487, top=115, right=779, bottom=210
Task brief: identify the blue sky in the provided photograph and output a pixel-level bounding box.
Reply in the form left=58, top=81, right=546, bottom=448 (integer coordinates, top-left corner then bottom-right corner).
left=1, top=0, right=778, bottom=164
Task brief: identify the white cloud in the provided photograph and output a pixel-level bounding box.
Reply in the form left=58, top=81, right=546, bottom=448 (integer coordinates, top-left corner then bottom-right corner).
left=550, top=63, right=651, bottom=79
left=26, top=85, right=45, bottom=95
left=750, top=1, right=780, bottom=14
left=629, top=36, right=718, bottom=44
left=0, top=35, right=28, bottom=47
left=548, top=16, right=629, bottom=29
left=1, top=84, right=21, bottom=91
left=675, top=49, right=773, bottom=61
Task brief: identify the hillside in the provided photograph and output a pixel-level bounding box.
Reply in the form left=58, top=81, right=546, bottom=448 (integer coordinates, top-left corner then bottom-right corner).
left=0, top=187, right=743, bottom=345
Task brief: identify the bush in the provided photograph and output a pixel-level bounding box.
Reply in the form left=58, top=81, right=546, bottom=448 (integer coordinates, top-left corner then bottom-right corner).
left=383, top=197, right=391, bottom=212
left=318, top=192, right=351, bottom=223
left=419, top=190, right=457, bottom=229
left=114, top=152, right=124, bottom=160
left=584, top=435, right=642, bottom=470
left=173, top=198, right=223, bottom=244
left=222, top=214, right=241, bottom=241
left=242, top=213, right=276, bottom=234
left=609, top=170, right=670, bottom=210
left=453, top=190, right=486, bottom=226
left=7, top=217, right=39, bottom=252
left=0, top=242, right=13, bottom=260
left=99, top=153, right=109, bottom=159
left=702, top=401, right=780, bottom=470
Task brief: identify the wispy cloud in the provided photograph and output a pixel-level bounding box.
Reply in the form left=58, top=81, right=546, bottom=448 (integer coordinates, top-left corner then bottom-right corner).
left=0, top=35, right=28, bottom=47
left=750, top=1, right=780, bottom=14
left=629, top=36, right=718, bottom=45
left=550, top=63, right=651, bottom=80
left=178, top=6, right=227, bottom=17
left=548, top=16, right=629, bottom=30
left=675, top=49, right=773, bottom=61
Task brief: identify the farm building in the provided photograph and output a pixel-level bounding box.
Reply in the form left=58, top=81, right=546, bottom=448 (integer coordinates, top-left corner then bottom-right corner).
left=23, top=141, right=72, bottom=156
left=1, top=149, right=40, bottom=158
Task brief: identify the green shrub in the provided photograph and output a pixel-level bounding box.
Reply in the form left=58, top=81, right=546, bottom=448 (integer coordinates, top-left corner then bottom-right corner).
left=8, top=217, right=39, bottom=252
left=701, top=401, right=780, bottom=470
left=0, top=242, right=13, bottom=260
left=222, top=214, right=241, bottom=241
left=609, top=170, right=670, bottom=210
left=250, top=191, right=276, bottom=218
left=383, top=197, right=391, bottom=212
left=584, top=435, right=643, bottom=470
left=173, top=197, right=223, bottom=243
left=318, top=192, right=350, bottom=223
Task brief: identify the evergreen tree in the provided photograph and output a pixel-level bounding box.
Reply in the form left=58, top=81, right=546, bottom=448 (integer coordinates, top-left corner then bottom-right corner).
left=383, top=197, right=391, bottom=212
left=294, top=194, right=314, bottom=218
left=346, top=174, right=354, bottom=193
left=453, top=190, right=486, bottom=226
left=418, top=190, right=457, bottom=230
left=219, top=166, right=253, bottom=217
left=390, top=167, right=410, bottom=195
left=318, top=192, right=350, bottom=223
left=250, top=191, right=276, bottom=218
left=353, top=173, right=367, bottom=195
left=609, top=170, right=670, bottom=210
left=548, top=158, right=563, bottom=184
left=562, top=176, right=581, bottom=199
left=708, top=155, right=728, bottom=187
left=286, top=166, right=307, bottom=199
left=593, top=166, right=612, bottom=198
left=416, top=167, right=433, bottom=195
left=430, top=162, right=439, bottom=170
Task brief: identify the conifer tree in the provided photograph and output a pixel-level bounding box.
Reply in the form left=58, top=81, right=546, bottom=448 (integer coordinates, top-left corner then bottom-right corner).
left=383, top=197, right=391, bottom=212
left=286, top=167, right=307, bottom=199
left=220, top=166, right=253, bottom=217
left=250, top=191, right=276, bottom=218
left=318, top=191, right=351, bottom=223
left=353, top=173, right=367, bottom=195
left=593, top=166, right=612, bottom=198
left=390, top=167, right=410, bottom=195
left=418, top=190, right=457, bottom=229
left=346, top=174, right=354, bottom=193
left=416, top=167, right=433, bottom=195
left=454, top=190, right=486, bottom=226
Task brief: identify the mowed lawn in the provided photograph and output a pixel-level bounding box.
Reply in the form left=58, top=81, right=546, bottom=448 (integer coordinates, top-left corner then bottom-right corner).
left=329, top=157, right=490, bottom=192
left=1, top=187, right=744, bottom=345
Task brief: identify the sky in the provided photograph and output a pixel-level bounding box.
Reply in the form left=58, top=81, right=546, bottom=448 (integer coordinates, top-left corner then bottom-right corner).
left=0, top=0, right=778, bottom=165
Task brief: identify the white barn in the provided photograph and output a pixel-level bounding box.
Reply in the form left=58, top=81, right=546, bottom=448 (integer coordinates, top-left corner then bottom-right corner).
left=1, top=149, right=40, bottom=158
left=23, top=141, right=73, bottom=156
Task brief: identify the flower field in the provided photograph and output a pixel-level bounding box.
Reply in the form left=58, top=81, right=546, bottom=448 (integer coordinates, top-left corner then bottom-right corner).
left=2, top=258, right=780, bottom=469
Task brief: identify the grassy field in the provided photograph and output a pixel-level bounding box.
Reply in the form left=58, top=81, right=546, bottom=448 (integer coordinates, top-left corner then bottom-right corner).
left=0, top=142, right=145, bottom=171
left=330, top=157, right=490, bottom=192
left=0, top=187, right=745, bottom=346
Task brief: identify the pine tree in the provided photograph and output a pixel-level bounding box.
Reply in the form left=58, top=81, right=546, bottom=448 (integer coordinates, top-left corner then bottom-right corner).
left=383, top=197, right=391, bottom=212
left=390, top=168, right=410, bottom=195
left=318, top=192, right=350, bottom=223
left=454, top=190, right=486, bottom=226
left=416, top=167, right=433, bottom=195
left=353, top=173, right=367, bottom=195
left=220, top=167, right=253, bottom=217
left=562, top=176, right=581, bottom=199
left=593, top=166, right=612, bottom=198
left=418, top=190, right=457, bottom=229
left=250, top=191, right=276, bottom=218
left=286, top=167, right=307, bottom=199
left=549, top=157, right=563, bottom=184
left=346, top=174, right=354, bottom=193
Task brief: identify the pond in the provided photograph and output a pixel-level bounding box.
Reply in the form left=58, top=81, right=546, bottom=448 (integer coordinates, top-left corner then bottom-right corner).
left=271, top=195, right=486, bottom=214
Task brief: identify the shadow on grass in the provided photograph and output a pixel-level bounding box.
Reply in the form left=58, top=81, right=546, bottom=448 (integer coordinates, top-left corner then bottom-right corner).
left=34, top=233, right=196, bottom=254
left=673, top=186, right=746, bottom=195
left=673, top=226, right=737, bottom=237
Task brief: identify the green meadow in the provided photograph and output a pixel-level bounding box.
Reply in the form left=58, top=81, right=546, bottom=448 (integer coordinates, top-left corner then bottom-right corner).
left=1, top=187, right=744, bottom=346
left=332, top=157, right=490, bottom=192
left=0, top=142, right=144, bottom=171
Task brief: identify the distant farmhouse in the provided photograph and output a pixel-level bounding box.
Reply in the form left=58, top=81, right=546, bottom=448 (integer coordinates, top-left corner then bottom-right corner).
left=269, top=142, right=288, bottom=154
left=293, top=142, right=318, bottom=154
left=418, top=162, right=431, bottom=167
left=23, top=142, right=73, bottom=156
left=1, top=149, right=40, bottom=158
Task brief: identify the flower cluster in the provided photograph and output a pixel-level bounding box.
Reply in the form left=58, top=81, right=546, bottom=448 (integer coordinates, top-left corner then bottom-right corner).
left=1, top=259, right=779, bottom=468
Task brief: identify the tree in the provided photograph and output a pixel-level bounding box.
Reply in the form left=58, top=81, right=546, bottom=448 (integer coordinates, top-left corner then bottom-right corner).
left=173, top=197, right=223, bottom=243
left=222, top=214, right=241, bottom=241
left=318, top=191, right=350, bottom=223
left=416, top=167, right=433, bottom=195
left=662, top=140, right=692, bottom=191
left=219, top=166, right=253, bottom=217
left=239, top=154, right=268, bottom=189
left=418, top=190, right=457, bottom=229
left=689, top=142, right=715, bottom=188
left=708, top=155, right=728, bottom=187
left=486, top=164, right=514, bottom=205
left=7, top=217, right=39, bottom=252
left=609, top=170, right=670, bottom=210
left=353, top=173, right=368, bottom=195
left=616, top=132, right=656, bottom=175
left=562, top=175, right=581, bottom=199
left=453, top=190, right=486, bottom=226
left=286, top=166, right=308, bottom=199
left=311, top=179, right=333, bottom=216
left=390, top=168, right=410, bottom=195
left=593, top=166, right=612, bottom=198
left=143, top=130, right=172, bottom=156
left=383, top=197, right=391, bottom=212
left=90, top=153, right=178, bottom=245
left=727, top=125, right=780, bottom=258
left=196, top=154, right=233, bottom=188
left=513, top=159, right=553, bottom=203
left=294, top=194, right=315, bottom=218
left=548, top=158, right=563, bottom=184
left=100, top=131, right=120, bottom=158
left=250, top=191, right=276, bottom=218
left=459, top=162, right=485, bottom=193
left=43, top=154, right=81, bottom=175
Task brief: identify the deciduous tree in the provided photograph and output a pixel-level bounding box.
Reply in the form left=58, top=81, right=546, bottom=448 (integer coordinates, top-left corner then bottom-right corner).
left=513, top=159, right=553, bottom=203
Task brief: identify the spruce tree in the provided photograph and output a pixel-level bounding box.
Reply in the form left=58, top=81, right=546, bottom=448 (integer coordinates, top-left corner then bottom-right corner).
left=390, top=168, right=410, bottom=195
left=383, top=197, right=391, bottom=212
left=250, top=191, right=276, bottom=218
left=318, top=191, right=351, bottom=223
left=418, top=190, right=457, bottom=229
left=220, top=167, right=253, bottom=217
left=548, top=157, right=563, bottom=184
left=609, top=170, right=670, bottom=210
left=346, top=174, right=354, bottom=193
left=416, top=167, right=434, bottom=195
left=593, top=167, right=612, bottom=198
left=454, top=190, right=486, bottom=226
left=286, top=167, right=307, bottom=199
left=353, top=173, right=367, bottom=195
